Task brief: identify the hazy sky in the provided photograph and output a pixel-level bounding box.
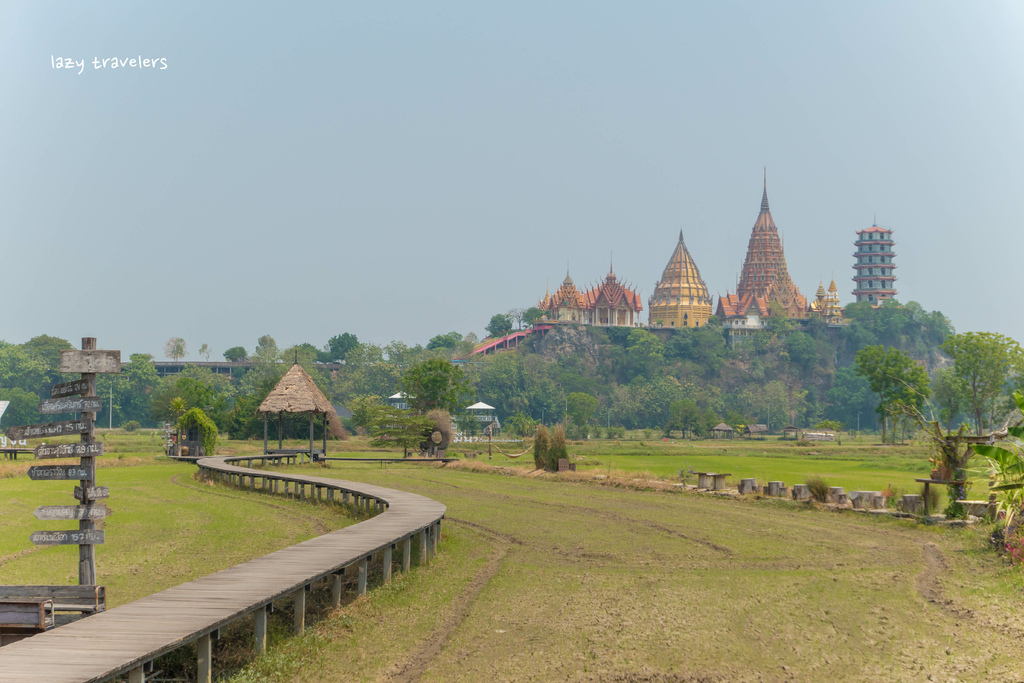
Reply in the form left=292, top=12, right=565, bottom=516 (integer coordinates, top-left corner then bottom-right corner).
left=3, top=2, right=1023, bottom=359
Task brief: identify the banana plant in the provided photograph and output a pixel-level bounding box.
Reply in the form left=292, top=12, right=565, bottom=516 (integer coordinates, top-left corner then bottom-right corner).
left=972, top=390, right=1024, bottom=526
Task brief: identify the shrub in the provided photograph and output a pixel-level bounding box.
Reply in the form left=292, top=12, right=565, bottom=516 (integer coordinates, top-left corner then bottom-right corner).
left=178, top=408, right=218, bottom=456
left=534, top=425, right=550, bottom=470
left=805, top=476, right=830, bottom=503
left=122, top=420, right=141, bottom=432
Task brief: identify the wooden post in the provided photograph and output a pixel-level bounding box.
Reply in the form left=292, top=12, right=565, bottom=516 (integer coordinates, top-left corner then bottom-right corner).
left=322, top=413, right=327, bottom=457
left=924, top=481, right=931, bottom=516
left=403, top=536, right=412, bottom=572
left=79, top=337, right=97, bottom=586
left=293, top=587, right=305, bottom=633
left=128, top=666, right=145, bottom=683
left=263, top=414, right=268, bottom=455
left=383, top=545, right=393, bottom=584
left=254, top=605, right=267, bottom=654
left=357, top=557, right=368, bottom=596
left=278, top=413, right=283, bottom=450
left=309, top=412, right=314, bottom=462
left=332, top=572, right=343, bottom=608
left=430, top=521, right=439, bottom=558
left=419, top=529, right=428, bottom=565
left=197, top=633, right=212, bottom=683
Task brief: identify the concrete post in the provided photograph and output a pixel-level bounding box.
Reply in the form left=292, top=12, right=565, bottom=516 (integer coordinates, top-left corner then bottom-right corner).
left=128, top=666, right=145, bottom=683
left=419, top=529, right=428, bottom=564
left=430, top=522, right=439, bottom=558
left=332, top=572, right=343, bottom=608
left=254, top=605, right=267, bottom=654
left=197, top=633, right=212, bottom=683
left=383, top=545, right=393, bottom=584
left=403, top=536, right=412, bottom=572
left=357, top=558, right=368, bottom=596
left=293, top=587, right=305, bottom=633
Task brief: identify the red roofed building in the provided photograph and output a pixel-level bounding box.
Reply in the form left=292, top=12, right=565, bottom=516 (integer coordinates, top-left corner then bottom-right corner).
left=539, top=267, right=642, bottom=327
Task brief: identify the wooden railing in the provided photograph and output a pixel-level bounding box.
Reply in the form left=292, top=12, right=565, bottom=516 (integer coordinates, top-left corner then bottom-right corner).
left=0, top=455, right=446, bottom=683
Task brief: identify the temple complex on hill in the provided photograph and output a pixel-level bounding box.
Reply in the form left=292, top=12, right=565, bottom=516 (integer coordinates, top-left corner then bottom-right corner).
left=809, top=279, right=844, bottom=324
left=648, top=232, right=712, bottom=328
left=538, top=267, right=643, bottom=327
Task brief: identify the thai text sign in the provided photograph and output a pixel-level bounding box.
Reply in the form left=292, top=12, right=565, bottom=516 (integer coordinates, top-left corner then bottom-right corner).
left=74, top=485, right=109, bottom=501
left=30, top=529, right=104, bottom=546
left=28, top=464, right=94, bottom=481
left=50, top=379, right=90, bottom=399
left=34, top=505, right=109, bottom=521
left=38, top=396, right=102, bottom=415
left=35, top=442, right=104, bottom=459
left=7, top=420, right=89, bottom=440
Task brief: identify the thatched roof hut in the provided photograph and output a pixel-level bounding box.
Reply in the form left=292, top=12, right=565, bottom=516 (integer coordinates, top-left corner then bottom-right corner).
left=744, top=424, right=769, bottom=439
left=256, top=363, right=342, bottom=457
left=711, top=423, right=735, bottom=439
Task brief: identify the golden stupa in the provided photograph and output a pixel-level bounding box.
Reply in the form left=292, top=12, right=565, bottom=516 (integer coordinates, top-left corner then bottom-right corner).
left=648, top=231, right=713, bottom=328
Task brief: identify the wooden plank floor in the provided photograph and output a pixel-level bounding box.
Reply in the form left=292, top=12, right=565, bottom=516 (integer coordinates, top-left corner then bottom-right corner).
left=0, top=456, right=446, bottom=683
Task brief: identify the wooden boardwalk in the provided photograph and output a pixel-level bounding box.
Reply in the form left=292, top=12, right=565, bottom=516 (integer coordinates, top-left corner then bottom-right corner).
left=0, top=455, right=446, bottom=683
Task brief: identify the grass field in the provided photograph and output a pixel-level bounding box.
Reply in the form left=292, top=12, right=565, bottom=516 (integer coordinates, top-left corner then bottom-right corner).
left=2, top=433, right=1017, bottom=681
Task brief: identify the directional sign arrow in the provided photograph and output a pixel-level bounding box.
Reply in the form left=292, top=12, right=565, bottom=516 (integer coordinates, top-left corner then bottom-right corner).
left=38, top=396, right=102, bottom=415
left=59, top=349, right=121, bottom=374
left=30, top=529, right=104, bottom=546
left=27, top=464, right=94, bottom=481
left=50, top=379, right=90, bottom=399
left=34, top=505, right=109, bottom=521
left=35, top=442, right=104, bottom=459
left=7, top=420, right=89, bottom=441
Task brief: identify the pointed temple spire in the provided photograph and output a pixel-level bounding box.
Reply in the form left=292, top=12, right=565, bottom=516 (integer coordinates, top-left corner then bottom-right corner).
left=648, top=232, right=711, bottom=328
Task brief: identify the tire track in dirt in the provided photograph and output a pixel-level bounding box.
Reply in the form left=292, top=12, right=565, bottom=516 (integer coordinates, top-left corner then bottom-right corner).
left=387, top=473, right=732, bottom=554
left=385, top=518, right=510, bottom=683
left=170, top=474, right=331, bottom=535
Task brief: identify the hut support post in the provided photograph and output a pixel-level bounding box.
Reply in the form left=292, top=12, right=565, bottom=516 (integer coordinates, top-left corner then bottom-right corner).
left=278, top=413, right=283, bottom=450
left=263, top=414, right=268, bottom=455
left=309, top=412, right=314, bottom=462
left=323, top=413, right=327, bottom=456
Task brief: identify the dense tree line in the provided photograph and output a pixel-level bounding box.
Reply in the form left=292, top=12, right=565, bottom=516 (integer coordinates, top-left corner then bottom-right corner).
left=0, top=298, right=1016, bottom=442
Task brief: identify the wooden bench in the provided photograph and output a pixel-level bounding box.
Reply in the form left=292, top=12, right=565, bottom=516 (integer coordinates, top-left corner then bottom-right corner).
left=0, top=599, right=54, bottom=645
left=0, top=585, right=105, bottom=615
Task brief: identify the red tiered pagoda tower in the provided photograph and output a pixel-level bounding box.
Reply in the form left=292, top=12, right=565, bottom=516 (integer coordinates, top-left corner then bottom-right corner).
left=717, top=177, right=807, bottom=321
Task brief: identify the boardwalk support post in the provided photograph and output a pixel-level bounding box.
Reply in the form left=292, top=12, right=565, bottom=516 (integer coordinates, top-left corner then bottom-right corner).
left=332, top=571, right=343, bottom=608
left=197, top=633, right=212, bottom=683
left=383, top=545, right=393, bottom=584
left=254, top=605, right=268, bottom=654
left=419, top=529, right=428, bottom=564
left=128, top=666, right=144, bottom=683
left=403, top=536, right=412, bottom=572
left=358, top=557, right=368, bottom=596
left=293, top=587, right=305, bottom=634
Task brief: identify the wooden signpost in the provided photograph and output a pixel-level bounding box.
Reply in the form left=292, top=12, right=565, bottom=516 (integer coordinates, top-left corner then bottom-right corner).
left=50, top=379, right=90, bottom=399
left=34, top=505, right=109, bottom=521
left=6, top=338, right=120, bottom=588
left=38, top=396, right=103, bottom=415
left=34, top=442, right=104, bottom=459
left=28, top=464, right=94, bottom=481
left=7, top=419, right=89, bottom=440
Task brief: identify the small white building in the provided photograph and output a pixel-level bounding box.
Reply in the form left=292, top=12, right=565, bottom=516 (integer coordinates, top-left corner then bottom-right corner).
left=387, top=392, right=409, bottom=410
left=465, top=402, right=501, bottom=432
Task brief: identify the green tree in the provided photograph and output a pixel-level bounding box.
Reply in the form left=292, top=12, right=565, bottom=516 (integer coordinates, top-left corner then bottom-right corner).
left=401, top=358, right=473, bottom=415
left=368, top=405, right=433, bottom=457
left=930, top=367, right=970, bottom=431
left=565, top=392, right=598, bottom=436
left=223, top=346, right=248, bottom=362
left=198, top=344, right=211, bottom=361
left=825, top=366, right=875, bottom=430
left=485, top=314, right=512, bottom=339
left=320, top=333, right=359, bottom=362
left=941, top=331, right=1022, bottom=434
left=523, top=307, right=544, bottom=326
left=427, top=331, right=462, bottom=351
left=855, top=345, right=930, bottom=442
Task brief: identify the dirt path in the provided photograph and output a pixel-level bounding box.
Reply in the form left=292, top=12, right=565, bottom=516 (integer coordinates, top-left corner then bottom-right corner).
left=384, top=520, right=511, bottom=683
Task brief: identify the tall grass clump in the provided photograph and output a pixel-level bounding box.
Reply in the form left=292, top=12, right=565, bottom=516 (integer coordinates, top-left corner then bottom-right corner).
left=534, top=425, right=550, bottom=470
left=805, top=476, right=830, bottom=503
left=547, top=424, right=569, bottom=471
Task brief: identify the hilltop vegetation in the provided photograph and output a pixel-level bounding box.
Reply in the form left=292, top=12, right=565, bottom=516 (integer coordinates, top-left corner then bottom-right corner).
left=0, top=298, right=1011, bottom=441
